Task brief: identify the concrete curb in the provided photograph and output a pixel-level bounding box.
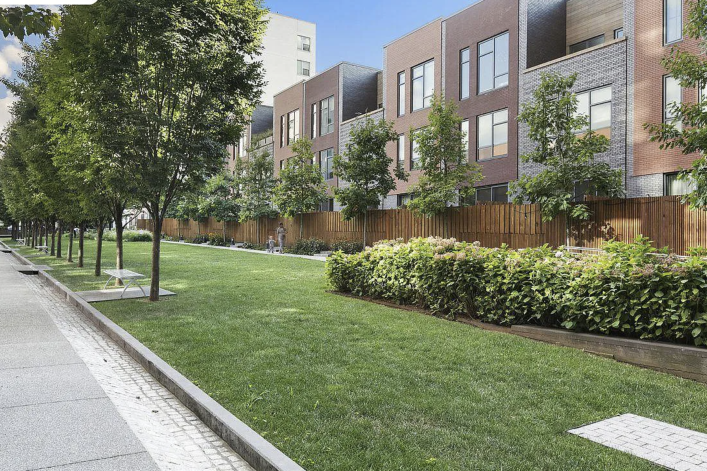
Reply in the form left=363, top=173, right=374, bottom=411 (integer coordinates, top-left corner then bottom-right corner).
left=2, top=242, right=306, bottom=471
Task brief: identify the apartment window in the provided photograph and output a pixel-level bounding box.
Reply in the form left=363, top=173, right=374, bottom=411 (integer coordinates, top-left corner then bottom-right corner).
left=279, top=160, right=284, bottom=171
left=477, top=109, right=508, bottom=160
left=664, top=0, right=682, bottom=45
left=700, top=82, right=707, bottom=103
left=298, top=35, right=311, bottom=52
left=460, top=48, right=470, bottom=100
left=320, top=95, right=335, bottom=136
left=412, top=59, right=434, bottom=111
left=664, top=75, right=682, bottom=130
left=397, top=134, right=405, bottom=170
left=287, top=109, right=300, bottom=145
left=569, top=35, right=605, bottom=54
left=239, top=135, right=247, bottom=157
left=397, top=72, right=406, bottom=117
left=320, top=148, right=334, bottom=180
left=279, top=115, right=286, bottom=148
left=397, top=194, right=413, bottom=208
left=614, top=28, right=624, bottom=39
left=478, top=32, right=509, bottom=94
left=311, top=103, right=317, bottom=139
left=411, top=137, right=421, bottom=170
left=320, top=198, right=334, bottom=212
left=665, top=172, right=693, bottom=196
left=476, top=184, right=509, bottom=203
left=297, top=60, right=310, bottom=77
left=461, top=119, right=469, bottom=156
left=575, top=86, right=612, bottom=138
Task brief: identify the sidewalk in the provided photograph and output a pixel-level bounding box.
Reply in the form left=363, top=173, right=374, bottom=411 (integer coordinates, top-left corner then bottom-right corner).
left=0, top=250, right=253, bottom=471
left=163, top=240, right=328, bottom=261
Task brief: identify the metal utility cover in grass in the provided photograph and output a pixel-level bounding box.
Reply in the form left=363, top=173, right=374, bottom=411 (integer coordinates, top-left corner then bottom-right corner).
left=76, top=288, right=176, bottom=303
left=569, top=414, right=707, bottom=470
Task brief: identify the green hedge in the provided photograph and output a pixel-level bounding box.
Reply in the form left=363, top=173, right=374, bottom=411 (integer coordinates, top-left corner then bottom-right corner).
left=289, top=238, right=327, bottom=255
left=326, top=236, right=707, bottom=347
left=103, top=230, right=152, bottom=242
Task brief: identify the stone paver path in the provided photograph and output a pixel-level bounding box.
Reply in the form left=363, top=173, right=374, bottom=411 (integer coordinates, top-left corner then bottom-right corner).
left=0, top=251, right=254, bottom=471
left=569, top=414, right=707, bottom=471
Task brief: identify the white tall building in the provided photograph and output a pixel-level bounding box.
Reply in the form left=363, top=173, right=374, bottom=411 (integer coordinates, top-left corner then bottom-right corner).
left=260, top=13, right=316, bottom=106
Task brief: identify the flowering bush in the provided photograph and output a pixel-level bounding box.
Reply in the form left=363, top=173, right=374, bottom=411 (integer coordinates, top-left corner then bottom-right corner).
left=325, top=236, right=707, bottom=347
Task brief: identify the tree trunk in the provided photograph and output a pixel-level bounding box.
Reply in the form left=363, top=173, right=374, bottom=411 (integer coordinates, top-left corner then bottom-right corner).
left=67, top=226, right=74, bottom=262
left=222, top=221, right=226, bottom=244
left=149, top=216, right=163, bottom=302
left=363, top=211, right=368, bottom=248
left=444, top=211, right=449, bottom=239
left=115, top=222, right=124, bottom=270
left=197, top=220, right=201, bottom=237
left=177, top=219, right=181, bottom=240
left=56, top=221, right=62, bottom=259
left=299, top=213, right=304, bottom=240
left=50, top=219, right=56, bottom=256
left=256, top=220, right=260, bottom=245
left=95, top=223, right=104, bottom=277
left=77, top=223, right=85, bottom=268
left=32, top=221, right=37, bottom=248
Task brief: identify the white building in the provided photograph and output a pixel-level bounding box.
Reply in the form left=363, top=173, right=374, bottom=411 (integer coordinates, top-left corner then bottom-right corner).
left=260, top=12, right=316, bottom=106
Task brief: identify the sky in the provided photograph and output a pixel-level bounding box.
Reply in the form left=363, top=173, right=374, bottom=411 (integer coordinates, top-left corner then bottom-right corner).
left=0, top=0, right=480, bottom=132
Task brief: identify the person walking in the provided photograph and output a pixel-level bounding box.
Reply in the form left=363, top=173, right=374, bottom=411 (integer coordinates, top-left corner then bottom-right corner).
left=276, top=222, right=287, bottom=254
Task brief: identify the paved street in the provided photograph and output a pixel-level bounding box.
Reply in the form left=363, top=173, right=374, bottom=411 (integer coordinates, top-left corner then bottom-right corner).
left=0, top=250, right=253, bottom=471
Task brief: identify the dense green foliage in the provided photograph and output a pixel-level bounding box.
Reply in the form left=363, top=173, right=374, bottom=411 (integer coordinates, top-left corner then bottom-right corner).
left=511, top=73, right=624, bottom=221
left=103, top=230, right=152, bottom=242
left=327, top=236, right=707, bottom=346
left=0, top=6, right=60, bottom=40
left=330, top=239, right=363, bottom=254
left=12, top=238, right=707, bottom=471
left=288, top=237, right=327, bottom=255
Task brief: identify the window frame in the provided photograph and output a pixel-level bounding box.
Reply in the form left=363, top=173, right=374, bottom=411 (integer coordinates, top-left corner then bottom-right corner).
left=459, top=48, right=470, bottom=100
left=320, top=95, right=335, bottom=136
left=568, top=34, right=605, bottom=54
left=297, top=60, right=310, bottom=77
left=287, top=109, right=300, bottom=145
left=279, top=115, right=286, bottom=148
left=664, top=0, right=683, bottom=46
left=614, top=28, right=624, bottom=39
left=663, top=75, right=682, bottom=129
left=476, top=108, right=509, bottom=161
left=574, top=85, right=613, bottom=137
left=664, top=172, right=693, bottom=196
left=319, top=148, right=335, bottom=180
left=477, top=31, right=509, bottom=95
left=311, top=103, right=317, bottom=139
left=475, top=183, right=509, bottom=203
left=410, top=135, right=421, bottom=170
left=461, top=119, right=469, bottom=157
left=298, top=35, right=311, bottom=52
left=397, top=71, right=406, bottom=117
left=397, top=134, right=405, bottom=170
left=411, top=59, right=434, bottom=112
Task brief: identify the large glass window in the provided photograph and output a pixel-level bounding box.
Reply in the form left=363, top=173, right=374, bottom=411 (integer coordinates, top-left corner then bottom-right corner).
left=664, top=75, right=682, bottom=130
left=411, top=137, right=421, bottom=170
left=398, top=72, right=406, bottom=117
left=297, top=60, right=310, bottom=77
left=412, top=59, right=434, bottom=111
left=279, top=115, right=286, bottom=148
left=575, top=86, right=612, bottom=138
left=665, top=173, right=693, bottom=196
left=665, top=0, right=683, bottom=45
left=460, top=48, right=470, bottom=100
left=477, top=109, right=508, bottom=160
left=298, top=35, right=311, bottom=52
left=478, top=32, right=509, bottom=94
left=311, top=103, right=317, bottom=139
left=461, top=119, right=469, bottom=156
left=287, top=109, right=299, bottom=145
left=476, top=184, right=509, bottom=203
left=397, top=194, right=414, bottom=208
left=239, top=135, right=247, bottom=157
left=569, top=35, right=605, bottom=54
left=320, top=96, right=335, bottom=136
left=319, top=148, right=334, bottom=180
left=397, top=134, right=405, bottom=170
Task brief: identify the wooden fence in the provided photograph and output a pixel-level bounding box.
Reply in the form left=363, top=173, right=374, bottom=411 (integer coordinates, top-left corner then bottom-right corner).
left=136, top=197, right=707, bottom=254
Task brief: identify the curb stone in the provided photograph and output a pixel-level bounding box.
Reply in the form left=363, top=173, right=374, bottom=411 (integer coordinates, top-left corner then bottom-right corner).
left=2, top=241, right=306, bottom=471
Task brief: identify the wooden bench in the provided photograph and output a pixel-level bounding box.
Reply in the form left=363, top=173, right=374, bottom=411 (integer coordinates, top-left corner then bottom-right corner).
left=103, top=269, right=147, bottom=298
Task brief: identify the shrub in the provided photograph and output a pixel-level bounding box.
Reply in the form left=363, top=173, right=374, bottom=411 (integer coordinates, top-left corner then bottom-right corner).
left=289, top=238, right=328, bottom=255
left=331, top=240, right=364, bottom=254
left=103, top=230, right=152, bottom=242
left=192, top=235, right=209, bottom=244
left=325, top=236, right=707, bottom=347
left=207, top=232, right=227, bottom=247
left=242, top=242, right=266, bottom=250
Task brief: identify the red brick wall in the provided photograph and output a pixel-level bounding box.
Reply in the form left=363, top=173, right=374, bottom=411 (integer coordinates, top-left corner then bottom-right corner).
left=633, top=0, right=699, bottom=176
left=444, top=0, right=519, bottom=187
left=273, top=82, right=305, bottom=178
left=384, top=19, right=443, bottom=195
left=304, top=65, right=340, bottom=192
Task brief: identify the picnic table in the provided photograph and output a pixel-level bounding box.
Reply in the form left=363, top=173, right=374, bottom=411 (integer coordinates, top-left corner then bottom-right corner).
left=36, top=245, right=49, bottom=254
left=103, top=269, right=147, bottom=298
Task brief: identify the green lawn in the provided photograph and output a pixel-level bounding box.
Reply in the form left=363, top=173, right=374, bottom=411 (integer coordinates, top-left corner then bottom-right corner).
left=9, top=238, right=707, bottom=470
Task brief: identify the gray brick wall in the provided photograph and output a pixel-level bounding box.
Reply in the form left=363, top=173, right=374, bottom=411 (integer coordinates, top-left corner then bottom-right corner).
left=247, top=137, right=274, bottom=162
left=518, top=39, right=629, bottom=186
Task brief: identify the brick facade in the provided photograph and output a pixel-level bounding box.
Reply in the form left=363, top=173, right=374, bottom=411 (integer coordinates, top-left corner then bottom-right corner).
left=273, top=82, right=305, bottom=178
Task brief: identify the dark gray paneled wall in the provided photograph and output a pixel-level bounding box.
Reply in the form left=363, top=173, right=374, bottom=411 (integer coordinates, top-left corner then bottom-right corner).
left=525, top=0, right=567, bottom=68
left=341, top=64, right=380, bottom=122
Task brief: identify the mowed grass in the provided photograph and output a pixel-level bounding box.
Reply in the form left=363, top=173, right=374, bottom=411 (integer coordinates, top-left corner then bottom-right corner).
left=9, top=237, right=707, bottom=470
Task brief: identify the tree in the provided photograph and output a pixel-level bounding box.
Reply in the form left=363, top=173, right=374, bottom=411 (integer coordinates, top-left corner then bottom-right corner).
left=203, top=172, right=240, bottom=243
left=273, top=138, right=328, bottom=239
left=406, top=95, right=483, bottom=237
left=510, top=72, right=624, bottom=230
left=333, top=116, right=407, bottom=247
left=0, top=6, right=60, bottom=40
left=645, top=0, right=707, bottom=210
left=59, top=0, right=266, bottom=301
left=237, top=150, right=277, bottom=243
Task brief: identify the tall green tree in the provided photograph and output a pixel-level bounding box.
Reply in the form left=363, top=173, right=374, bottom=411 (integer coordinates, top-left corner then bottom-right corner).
left=273, top=138, right=328, bottom=239
left=59, top=0, right=266, bottom=300
left=510, top=72, right=624, bottom=227
left=203, top=171, right=240, bottom=243
left=645, top=0, right=707, bottom=210
left=237, top=150, right=277, bottom=243
left=406, top=95, right=483, bottom=237
left=0, top=6, right=60, bottom=40
left=333, top=116, right=407, bottom=247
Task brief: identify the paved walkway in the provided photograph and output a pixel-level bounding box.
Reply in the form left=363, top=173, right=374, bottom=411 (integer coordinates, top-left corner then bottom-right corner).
left=0, top=251, right=253, bottom=471
left=163, top=240, right=328, bottom=261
